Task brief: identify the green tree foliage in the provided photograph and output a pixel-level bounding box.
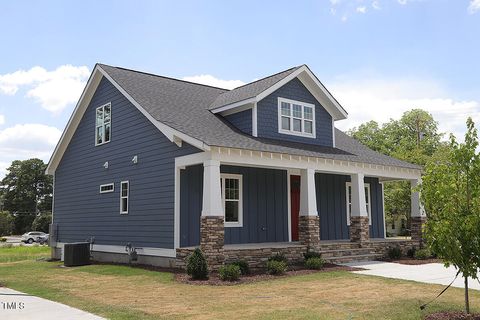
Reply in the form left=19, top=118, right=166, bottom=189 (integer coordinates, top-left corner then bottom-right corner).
left=31, top=213, right=52, bottom=233
left=421, top=118, right=480, bottom=313
left=348, top=109, right=443, bottom=230
left=0, top=211, right=14, bottom=236
left=0, top=159, right=52, bottom=233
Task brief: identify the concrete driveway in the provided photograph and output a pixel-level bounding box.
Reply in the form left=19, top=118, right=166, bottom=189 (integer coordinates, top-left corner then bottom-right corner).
left=344, top=261, right=480, bottom=290
left=0, top=287, right=104, bottom=320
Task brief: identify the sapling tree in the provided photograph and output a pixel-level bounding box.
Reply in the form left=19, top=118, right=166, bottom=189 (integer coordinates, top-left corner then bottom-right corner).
left=421, top=118, right=480, bottom=313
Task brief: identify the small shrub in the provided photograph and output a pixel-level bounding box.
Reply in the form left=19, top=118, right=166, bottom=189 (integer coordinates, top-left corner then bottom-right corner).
left=406, top=247, right=416, bottom=258
left=266, top=260, right=287, bottom=275
left=1, top=243, right=13, bottom=248
left=231, top=260, right=250, bottom=275
left=0, top=237, right=7, bottom=242
left=268, top=253, right=288, bottom=264
left=387, top=246, right=402, bottom=260
left=414, top=248, right=433, bottom=260
left=304, top=250, right=322, bottom=261
left=305, top=257, right=325, bottom=270
left=219, top=264, right=241, bottom=281
left=186, top=248, right=209, bottom=280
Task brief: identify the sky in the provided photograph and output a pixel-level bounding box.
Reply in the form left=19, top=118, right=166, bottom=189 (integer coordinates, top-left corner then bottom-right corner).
left=0, top=0, right=479, bottom=178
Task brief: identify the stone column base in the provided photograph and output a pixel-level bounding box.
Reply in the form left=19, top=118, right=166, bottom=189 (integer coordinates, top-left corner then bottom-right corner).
left=350, top=216, right=369, bottom=243
left=200, top=216, right=224, bottom=270
left=299, top=215, right=320, bottom=249
left=411, top=216, right=426, bottom=243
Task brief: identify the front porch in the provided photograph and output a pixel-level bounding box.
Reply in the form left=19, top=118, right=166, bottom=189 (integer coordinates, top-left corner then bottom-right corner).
left=175, top=148, right=426, bottom=270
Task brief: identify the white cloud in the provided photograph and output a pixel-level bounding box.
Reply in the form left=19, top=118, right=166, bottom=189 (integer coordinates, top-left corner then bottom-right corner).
left=372, top=1, right=381, bottom=10
left=0, top=124, right=61, bottom=178
left=0, top=65, right=90, bottom=114
left=182, top=74, right=245, bottom=90
left=329, top=76, right=480, bottom=140
left=357, top=6, right=367, bottom=13
left=398, top=0, right=408, bottom=5
left=468, top=0, right=480, bottom=13
left=0, top=115, right=5, bottom=126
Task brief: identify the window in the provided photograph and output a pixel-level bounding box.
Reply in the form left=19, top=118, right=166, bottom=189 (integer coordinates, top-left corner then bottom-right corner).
left=120, top=181, right=129, bottom=214
left=278, top=97, right=315, bottom=138
left=95, top=103, right=111, bottom=145
left=220, top=174, right=243, bottom=227
left=99, top=183, right=114, bottom=193
left=346, top=182, right=371, bottom=225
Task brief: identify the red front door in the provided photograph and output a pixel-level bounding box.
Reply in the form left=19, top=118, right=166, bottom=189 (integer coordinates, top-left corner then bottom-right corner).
left=290, top=175, right=301, bottom=241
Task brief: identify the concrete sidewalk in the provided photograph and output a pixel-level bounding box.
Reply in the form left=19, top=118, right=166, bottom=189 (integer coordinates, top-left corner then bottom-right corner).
left=344, top=261, right=480, bottom=290
left=0, top=287, right=105, bottom=320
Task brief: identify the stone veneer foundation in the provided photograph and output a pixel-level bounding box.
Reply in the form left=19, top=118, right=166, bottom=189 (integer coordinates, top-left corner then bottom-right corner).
left=298, top=215, right=320, bottom=249
left=410, top=216, right=426, bottom=243
left=200, top=216, right=224, bottom=270
left=350, top=216, right=370, bottom=243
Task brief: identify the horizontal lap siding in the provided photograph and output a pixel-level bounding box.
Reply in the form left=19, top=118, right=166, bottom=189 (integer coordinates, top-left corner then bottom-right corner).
left=257, top=78, right=333, bottom=146
left=225, top=109, right=252, bottom=135
left=180, top=165, right=288, bottom=246
left=54, top=77, right=200, bottom=249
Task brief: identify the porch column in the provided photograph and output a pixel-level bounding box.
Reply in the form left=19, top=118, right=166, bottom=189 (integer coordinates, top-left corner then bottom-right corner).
left=299, top=168, right=320, bottom=249
left=410, top=178, right=426, bottom=244
left=200, top=160, right=224, bottom=270
left=350, top=173, right=369, bottom=243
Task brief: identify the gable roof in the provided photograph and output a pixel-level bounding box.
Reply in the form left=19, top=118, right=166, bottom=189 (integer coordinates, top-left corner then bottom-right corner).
left=46, top=63, right=422, bottom=174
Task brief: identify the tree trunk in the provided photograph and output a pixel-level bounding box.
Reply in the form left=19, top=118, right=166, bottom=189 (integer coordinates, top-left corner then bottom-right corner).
left=465, top=276, right=470, bottom=314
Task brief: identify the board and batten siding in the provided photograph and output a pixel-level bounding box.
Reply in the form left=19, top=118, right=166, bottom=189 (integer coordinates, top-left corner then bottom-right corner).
left=180, top=165, right=289, bottom=247
left=224, top=109, right=252, bottom=135
left=315, top=173, right=385, bottom=240
left=53, top=77, right=200, bottom=249
left=257, top=78, right=334, bottom=147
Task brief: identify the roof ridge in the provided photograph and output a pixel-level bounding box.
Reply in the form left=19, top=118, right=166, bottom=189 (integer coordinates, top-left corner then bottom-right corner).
left=97, top=63, right=230, bottom=92
left=226, top=65, right=302, bottom=91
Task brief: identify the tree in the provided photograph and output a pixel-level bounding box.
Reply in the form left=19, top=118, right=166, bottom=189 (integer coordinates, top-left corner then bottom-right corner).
left=0, top=211, right=14, bottom=236
left=31, top=212, right=52, bottom=233
left=421, top=118, right=480, bottom=313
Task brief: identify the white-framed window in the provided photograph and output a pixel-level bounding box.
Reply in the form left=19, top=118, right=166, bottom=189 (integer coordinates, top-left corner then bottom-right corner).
left=99, top=183, right=114, bottom=194
left=346, top=182, right=371, bottom=226
left=95, top=103, right=111, bottom=145
left=277, top=97, right=316, bottom=138
left=120, top=181, right=129, bottom=214
left=220, top=174, right=243, bottom=227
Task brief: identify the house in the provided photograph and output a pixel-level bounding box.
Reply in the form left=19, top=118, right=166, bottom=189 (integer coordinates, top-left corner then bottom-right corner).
left=47, top=64, right=426, bottom=269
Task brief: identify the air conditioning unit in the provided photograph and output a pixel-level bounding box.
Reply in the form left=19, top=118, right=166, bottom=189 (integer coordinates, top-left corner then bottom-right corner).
left=64, top=242, right=90, bottom=267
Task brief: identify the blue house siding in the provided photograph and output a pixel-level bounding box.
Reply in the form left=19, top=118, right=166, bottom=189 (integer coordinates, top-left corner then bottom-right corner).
left=225, top=109, right=252, bottom=135
left=315, top=173, right=385, bottom=240
left=180, top=165, right=289, bottom=247
left=257, top=78, right=333, bottom=147
left=53, top=77, right=200, bottom=249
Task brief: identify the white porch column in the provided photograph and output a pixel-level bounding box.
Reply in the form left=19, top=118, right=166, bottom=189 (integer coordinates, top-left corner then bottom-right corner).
left=299, top=168, right=320, bottom=249
left=350, top=173, right=369, bottom=242
left=300, top=168, right=318, bottom=216
left=410, top=178, right=426, bottom=243
left=200, top=159, right=224, bottom=269
left=201, top=160, right=223, bottom=217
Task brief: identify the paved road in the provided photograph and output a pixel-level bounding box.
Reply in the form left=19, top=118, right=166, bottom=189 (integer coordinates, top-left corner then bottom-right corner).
left=344, top=261, right=480, bottom=290
left=0, top=287, right=105, bottom=320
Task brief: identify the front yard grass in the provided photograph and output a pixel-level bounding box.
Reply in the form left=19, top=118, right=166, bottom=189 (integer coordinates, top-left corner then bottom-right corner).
left=0, top=246, right=478, bottom=319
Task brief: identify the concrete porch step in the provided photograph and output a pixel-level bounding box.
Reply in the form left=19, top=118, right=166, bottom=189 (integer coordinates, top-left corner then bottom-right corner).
left=319, top=248, right=376, bottom=258
left=325, top=253, right=383, bottom=264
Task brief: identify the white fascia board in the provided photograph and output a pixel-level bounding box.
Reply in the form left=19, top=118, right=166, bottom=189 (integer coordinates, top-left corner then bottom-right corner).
left=55, top=242, right=176, bottom=258
left=211, top=97, right=256, bottom=114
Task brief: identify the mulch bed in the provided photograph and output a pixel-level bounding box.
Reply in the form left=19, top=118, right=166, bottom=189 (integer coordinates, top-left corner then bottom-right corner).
left=425, top=312, right=480, bottom=320
left=383, top=257, right=442, bottom=265
left=175, top=263, right=364, bottom=286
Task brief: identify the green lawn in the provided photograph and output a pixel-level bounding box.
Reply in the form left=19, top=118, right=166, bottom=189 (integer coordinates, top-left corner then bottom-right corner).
left=0, top=246, right=478, bottom=319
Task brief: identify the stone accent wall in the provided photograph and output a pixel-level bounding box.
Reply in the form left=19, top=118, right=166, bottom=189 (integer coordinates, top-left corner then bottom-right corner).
left=200, top=216, right=225, bottom=270
left=299, top=215, right=320, bottom=249
left=411, top=216, right=427, bottom=243
left=364, top=239, right=421, bottom=256
left=350, top=216, right=370, bottom=243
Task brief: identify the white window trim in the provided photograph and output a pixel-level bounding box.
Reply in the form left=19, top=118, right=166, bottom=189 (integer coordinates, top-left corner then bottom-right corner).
left=220, top=173, right=243, bottom=227
left=277, top=97, right=316, bottom=138
left=95, top=102, right=112, bottom=146
left=345, top=182, right=372, bottom=226
left=120, top=181, right=129, bottom=215
left=99, top=183, right=114, bottom=194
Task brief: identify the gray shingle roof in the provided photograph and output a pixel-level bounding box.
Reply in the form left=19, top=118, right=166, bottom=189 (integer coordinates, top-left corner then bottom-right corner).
left=99, top=64, right=422, bottom=170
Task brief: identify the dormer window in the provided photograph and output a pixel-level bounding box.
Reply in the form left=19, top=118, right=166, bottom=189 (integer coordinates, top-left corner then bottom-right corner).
left=277, top=98, right=316, bottom=138
left=95, top=103, right=111, bottom=146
